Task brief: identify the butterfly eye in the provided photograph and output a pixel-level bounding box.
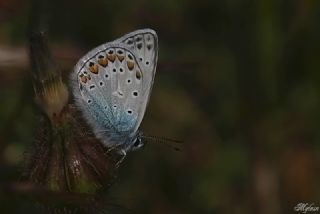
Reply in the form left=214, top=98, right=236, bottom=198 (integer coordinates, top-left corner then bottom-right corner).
left=132, top=137, right=144, bottom=150
left=133, top=139, right=140, bottom=147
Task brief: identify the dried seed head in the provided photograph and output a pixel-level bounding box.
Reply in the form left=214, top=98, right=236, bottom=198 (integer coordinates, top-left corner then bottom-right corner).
left=26, top=31, right=124, bottom=212
left=23, top=106, right=122, bottom=193
left=29, top=31, right=69, bottom=123
left=35, top=78, right=69, bottom=122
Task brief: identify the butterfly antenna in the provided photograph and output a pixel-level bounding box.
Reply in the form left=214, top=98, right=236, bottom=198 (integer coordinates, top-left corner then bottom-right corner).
left=141, top=135, right=183, bottom=152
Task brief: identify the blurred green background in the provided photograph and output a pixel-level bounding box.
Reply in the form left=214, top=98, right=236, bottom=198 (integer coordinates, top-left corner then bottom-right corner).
left=1, top=0, right=320, bottom=213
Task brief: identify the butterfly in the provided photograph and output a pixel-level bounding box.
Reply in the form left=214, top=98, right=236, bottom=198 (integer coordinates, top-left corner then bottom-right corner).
left=70, top=29, right=158, bottom=156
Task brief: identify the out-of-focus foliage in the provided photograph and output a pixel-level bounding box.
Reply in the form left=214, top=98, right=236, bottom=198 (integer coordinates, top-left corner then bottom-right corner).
left=1, top=0, right=320, bottom=213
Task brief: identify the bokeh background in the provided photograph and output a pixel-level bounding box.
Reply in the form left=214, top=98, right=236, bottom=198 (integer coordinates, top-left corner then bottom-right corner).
left=1, top=0, right=320, bottom=213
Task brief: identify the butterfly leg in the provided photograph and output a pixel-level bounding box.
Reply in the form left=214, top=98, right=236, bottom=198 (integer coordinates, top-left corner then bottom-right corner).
left=115, top=149, right=126, bottom=168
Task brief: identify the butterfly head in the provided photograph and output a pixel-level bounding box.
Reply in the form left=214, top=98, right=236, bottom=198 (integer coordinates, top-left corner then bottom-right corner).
left=129, top=132, right=144, bottom=151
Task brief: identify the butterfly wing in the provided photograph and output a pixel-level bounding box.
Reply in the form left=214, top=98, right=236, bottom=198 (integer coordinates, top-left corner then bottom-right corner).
left=70, top=29, right=158, bottom=149
left=114, top=29, right=158, bottom=129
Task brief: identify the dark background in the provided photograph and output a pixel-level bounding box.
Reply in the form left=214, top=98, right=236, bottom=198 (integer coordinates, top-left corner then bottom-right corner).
left=1, top=0, right=320, bottom=213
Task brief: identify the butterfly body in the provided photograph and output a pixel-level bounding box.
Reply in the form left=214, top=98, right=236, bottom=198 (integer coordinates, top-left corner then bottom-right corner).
left=70, top=29, right=158, bottom=152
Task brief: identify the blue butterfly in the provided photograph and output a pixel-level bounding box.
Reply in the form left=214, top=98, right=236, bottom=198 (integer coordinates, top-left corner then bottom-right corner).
left=70, top=29, right=158, bottom=156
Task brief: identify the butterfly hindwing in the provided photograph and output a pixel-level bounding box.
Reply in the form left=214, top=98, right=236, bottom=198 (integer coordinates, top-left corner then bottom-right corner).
left=71, top=29, right=158, bottom=150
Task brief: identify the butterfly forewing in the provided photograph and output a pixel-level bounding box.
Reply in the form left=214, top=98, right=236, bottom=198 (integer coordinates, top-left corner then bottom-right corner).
left=71, top=29, right=158, bottom=150
left=115, top=29, right=158, bottom=129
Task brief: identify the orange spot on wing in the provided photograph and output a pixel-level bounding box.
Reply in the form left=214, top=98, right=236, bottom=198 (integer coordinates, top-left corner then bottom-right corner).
left=136, top=70, right=142, bottom=79
left=98, top=58, right=108, bottom=67
left=89, top=63, right=98, bottom=74
left=117, top=55, right=125, bottom=62
left=127, top=61, right=134, bottom=70
left=80, top=75, right=88, bottom=83
left=107, top=54, right=116, bottom=62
